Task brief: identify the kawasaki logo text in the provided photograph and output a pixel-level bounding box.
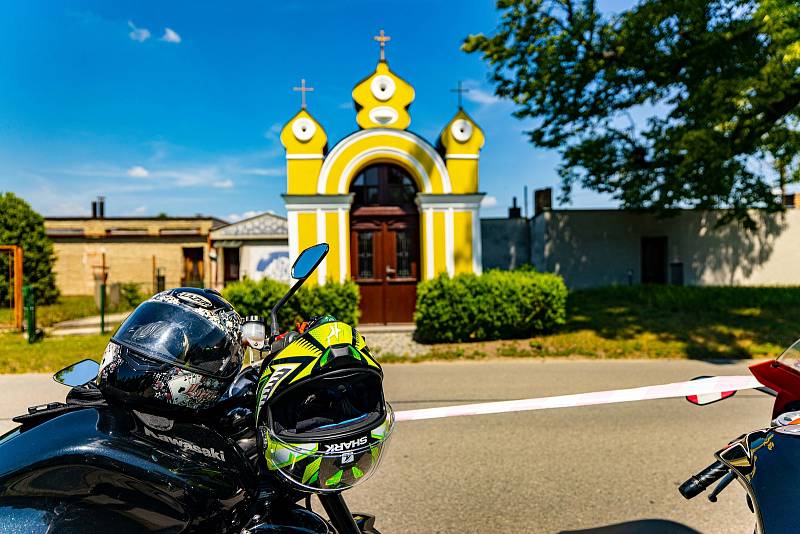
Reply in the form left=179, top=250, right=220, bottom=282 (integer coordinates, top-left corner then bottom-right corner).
left=144, top=426, right=225, bottom=462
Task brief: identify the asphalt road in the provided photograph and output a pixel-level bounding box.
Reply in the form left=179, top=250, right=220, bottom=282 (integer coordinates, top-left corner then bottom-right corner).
left=0, top=360, right=772, bottom=533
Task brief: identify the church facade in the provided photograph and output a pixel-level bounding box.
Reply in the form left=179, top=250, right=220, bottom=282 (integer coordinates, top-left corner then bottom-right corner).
left=280, top=34, right=485, bottom=324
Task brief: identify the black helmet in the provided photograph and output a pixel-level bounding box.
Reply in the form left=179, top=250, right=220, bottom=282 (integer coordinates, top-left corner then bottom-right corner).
left=97, top=288, right=243, bottom=413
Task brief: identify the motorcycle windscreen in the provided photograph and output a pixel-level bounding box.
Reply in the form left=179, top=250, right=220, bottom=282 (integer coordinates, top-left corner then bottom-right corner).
left=113, top=301, right=239, bottom=377
left=719, top=429, right=800, bottom=533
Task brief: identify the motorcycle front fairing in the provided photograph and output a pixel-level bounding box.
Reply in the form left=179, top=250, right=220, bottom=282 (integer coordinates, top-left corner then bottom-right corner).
left=0, top=405, right=259, bottom=532
left=716, top=427, right=800, bottom=533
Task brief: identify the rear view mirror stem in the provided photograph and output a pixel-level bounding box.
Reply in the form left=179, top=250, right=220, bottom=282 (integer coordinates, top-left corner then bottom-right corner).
left=269, top=243, right=330, bottom=343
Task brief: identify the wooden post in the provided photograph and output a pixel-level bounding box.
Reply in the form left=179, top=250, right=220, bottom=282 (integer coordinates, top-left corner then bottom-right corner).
left=14, top=247, right=22, bottom=331
left=0, top=245, right=23, bottom=331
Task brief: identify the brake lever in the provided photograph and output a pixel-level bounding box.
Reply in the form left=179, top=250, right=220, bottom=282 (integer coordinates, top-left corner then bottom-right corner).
left=707, top=472, right=735, bottom=502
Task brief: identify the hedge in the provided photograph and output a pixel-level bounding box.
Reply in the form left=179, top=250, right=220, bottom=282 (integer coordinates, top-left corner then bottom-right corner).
left=223, top=278, right=360, bottom=328
left=414, top=270, right=567, bottom=343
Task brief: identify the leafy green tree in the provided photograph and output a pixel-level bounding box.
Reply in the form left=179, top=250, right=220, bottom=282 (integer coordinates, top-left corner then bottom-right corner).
left=0, top=193, right=59, bottom=304
left=464, top=0, right=800, bottom=227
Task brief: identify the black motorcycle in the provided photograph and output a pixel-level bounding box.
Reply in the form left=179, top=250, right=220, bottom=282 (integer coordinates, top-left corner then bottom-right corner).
left=0, top=243, right=379, bottom=534
left=678, top=340, right=800, bottom=533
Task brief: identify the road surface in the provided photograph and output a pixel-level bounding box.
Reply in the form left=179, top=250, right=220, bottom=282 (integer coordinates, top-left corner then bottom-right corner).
left=0, top=359, right=771, bottom=533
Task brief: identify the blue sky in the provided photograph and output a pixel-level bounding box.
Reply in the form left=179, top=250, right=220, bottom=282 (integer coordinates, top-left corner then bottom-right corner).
left=0, top=0, right=631, bottom=221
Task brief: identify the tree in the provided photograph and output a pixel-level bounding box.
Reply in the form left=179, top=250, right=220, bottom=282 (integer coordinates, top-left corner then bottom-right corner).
left=0, top=193, right=59, bottom=304
left=464, top=0, right=800, bottom=228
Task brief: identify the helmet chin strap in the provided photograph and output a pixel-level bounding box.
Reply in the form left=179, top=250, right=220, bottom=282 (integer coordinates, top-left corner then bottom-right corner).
left=394, top=375, right=763, bottom=422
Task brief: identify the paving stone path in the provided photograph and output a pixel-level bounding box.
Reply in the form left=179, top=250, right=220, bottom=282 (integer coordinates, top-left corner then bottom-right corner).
left=363, top=331, right=430, bottom=358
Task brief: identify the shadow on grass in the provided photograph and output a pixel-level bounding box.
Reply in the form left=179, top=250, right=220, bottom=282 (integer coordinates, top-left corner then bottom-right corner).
left=563, top=286, right=800, bottom=361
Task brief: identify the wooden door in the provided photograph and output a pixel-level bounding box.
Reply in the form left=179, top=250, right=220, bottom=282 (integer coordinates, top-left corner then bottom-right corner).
left=223, top=248, right=240, bottom=284
left=351, top=218, right=418, bottom=323
left=350, top=163, right=420, bottom=324
left=182, top=247, right=205, bottom=287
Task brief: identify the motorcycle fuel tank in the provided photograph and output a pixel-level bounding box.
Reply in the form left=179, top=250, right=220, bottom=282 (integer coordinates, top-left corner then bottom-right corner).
left=0, top=406, right=258, bottom=533
left=718, top=427, right=800, bottom=534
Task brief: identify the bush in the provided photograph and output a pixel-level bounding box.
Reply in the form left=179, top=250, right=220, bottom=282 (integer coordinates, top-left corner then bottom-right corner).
left=223, top=278, right=360, bottom=329
left=299, top=280, right=360, bottom=326
left=0, top=193, right=59, bottom=304
left=414, top=270, right=567, bottom=343
left=119, top=282, right=144, bottom=309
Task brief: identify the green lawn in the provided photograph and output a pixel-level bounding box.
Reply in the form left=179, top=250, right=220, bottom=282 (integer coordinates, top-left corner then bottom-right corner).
left=3, top=286, right=800, bottom=373
left=380, top=286, right=800, bottom=362
left=0, top=332, right=107, bottom=374
left=0, top=295, right=132, bottom=328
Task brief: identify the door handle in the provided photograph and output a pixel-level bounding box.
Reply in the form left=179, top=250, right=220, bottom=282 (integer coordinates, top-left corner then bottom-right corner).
left=386, top=265, right=396, bottom=277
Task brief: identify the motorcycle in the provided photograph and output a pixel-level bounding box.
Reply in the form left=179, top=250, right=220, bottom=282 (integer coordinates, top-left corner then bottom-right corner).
left=0, top=242, right=380, bottom=534
left=678, top=339, right=800, bottom=533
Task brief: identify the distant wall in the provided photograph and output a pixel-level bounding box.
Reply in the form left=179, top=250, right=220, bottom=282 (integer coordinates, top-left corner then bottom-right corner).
left=480, top=218, right=532, bottom=271
left=51, top=237, right=209, bottom=296
left=535, top=209, right=793, bottom=288
left=46, top=217, right=220, bottom=296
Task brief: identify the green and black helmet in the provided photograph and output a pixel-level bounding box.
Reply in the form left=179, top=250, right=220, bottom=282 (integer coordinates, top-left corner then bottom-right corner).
left=255, top=316, right=394, bottom=493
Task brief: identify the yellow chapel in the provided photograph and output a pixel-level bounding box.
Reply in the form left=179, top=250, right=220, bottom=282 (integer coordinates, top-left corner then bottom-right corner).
left=281, top=31, right=485, bottom=324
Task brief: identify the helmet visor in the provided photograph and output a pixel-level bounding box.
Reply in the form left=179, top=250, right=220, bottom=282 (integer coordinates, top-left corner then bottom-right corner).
left=113, top=301, right=238, bottom=377
left=264, top=405, right=395, bottom=493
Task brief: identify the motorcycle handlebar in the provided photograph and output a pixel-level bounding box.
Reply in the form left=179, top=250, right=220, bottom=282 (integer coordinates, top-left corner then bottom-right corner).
left=678, top=461, right=729, bottom=500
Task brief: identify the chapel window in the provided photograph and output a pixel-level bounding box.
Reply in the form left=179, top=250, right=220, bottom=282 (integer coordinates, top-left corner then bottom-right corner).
left=357, top=232, right=374, bottom=278
left=350, top=164, right=417, bottom=207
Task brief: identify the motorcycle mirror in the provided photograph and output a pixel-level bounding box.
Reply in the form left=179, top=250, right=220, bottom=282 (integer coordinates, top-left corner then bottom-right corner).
left=685, top=376, right=737, bottom=406
left=291, top=243, right=329, bottom=280
left=53, top=359, right=100, bottom=387
left=270, top=243, right=330, bottom=340
left=242, top=315, right=266, bottom=350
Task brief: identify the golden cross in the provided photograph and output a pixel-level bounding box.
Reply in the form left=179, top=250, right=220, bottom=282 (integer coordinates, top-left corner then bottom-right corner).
left=450, top=80, right=471, bottom=109
left=292, top=78, right=314, bottom=109
left=373, top=29, right=391, bottom=61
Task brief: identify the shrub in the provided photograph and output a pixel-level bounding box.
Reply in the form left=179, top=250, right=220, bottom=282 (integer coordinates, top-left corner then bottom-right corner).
left=299, top=280, right=360, bottom=326
left=223, top=278, right=360, bottom=329
left=414, top=270, right=567, bottom=343
left=119, top=282, right=144, bottom=309
left=0, top=193, right=59, bottom=304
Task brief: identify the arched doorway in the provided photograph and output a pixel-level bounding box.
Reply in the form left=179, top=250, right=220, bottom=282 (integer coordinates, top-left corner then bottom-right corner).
left=349, top=163, right=420, bottom=324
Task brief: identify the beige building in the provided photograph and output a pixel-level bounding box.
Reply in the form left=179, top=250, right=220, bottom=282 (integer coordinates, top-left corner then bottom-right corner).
left=46, top=207, right=225, bottom=296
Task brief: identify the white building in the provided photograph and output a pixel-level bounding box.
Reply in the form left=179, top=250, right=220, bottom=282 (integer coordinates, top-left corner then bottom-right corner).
left=210, top=212, right=290, bottom=288
left=532, top=208, right=795, bottom=288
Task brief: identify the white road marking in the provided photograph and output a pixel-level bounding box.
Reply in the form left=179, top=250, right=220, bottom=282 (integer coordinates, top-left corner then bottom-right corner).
left=394, top=375, right=763, bottom=422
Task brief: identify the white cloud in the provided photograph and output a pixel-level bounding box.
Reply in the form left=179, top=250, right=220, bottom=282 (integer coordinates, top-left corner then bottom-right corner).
left=227, top=210, right=264, bottom=223
left=241, top=167, right=283, bottom=177
left=263, top=123, right=282, bottom=141
left=128, top=21, right=151, bottom=42
left=338, top=102, right=354, bottom=110
left=212, top=179, right=234, bottom=189
left=133, top=205, right=147, bottom=215
left=160, top=28, right=181, bottom=44
left=127, top=165, right=150, bottom=178
left=465, top=87, right=500, bottom=106
left=481, top=195, right=498, bottom=208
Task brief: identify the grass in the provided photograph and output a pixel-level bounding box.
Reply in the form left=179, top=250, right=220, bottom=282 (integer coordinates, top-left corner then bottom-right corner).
left=375, top=286, right=800, bottom=363
left=0, top=332, right=107, bottom=374
left=0, top=295, right=132, bottom=328
left=0, top=295, right=134, bottom=374
left=3, top=285, right=800, bottom=373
